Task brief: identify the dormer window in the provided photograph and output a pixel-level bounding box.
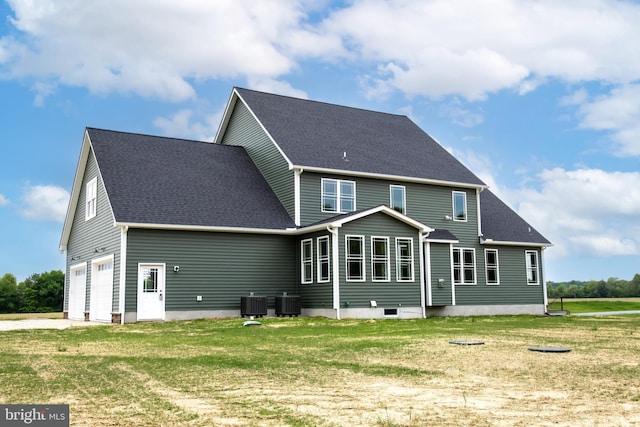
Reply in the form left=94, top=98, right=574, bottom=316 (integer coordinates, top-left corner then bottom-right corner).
left=322, top=178, right=355, bottom=213
left=85, top=177, right=97, bottom=220
left=452, top=191, right=467, bottom=222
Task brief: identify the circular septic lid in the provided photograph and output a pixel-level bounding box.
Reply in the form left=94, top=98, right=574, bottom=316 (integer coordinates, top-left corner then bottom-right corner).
left=528, top=346, right=571, bottom=353
left=449, top=340, right=485, bottom=345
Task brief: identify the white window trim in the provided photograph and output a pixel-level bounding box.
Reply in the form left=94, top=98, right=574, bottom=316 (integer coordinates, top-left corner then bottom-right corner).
left=85, top=177, right=97, bottom=220
left=321, top=178, right=356, bottom=213
left=345, top=235, right=365, bottom=282
left=371, top=236, right=390, bottom=282
left=395, top=237, right=415, bottom=282
left=453, top=247, right=476, bottom=285
left=525, top=250, right=540, bottom=285
left=484, top=249, right=500, bottom=285
left=301, top=239, right=313, bottom=284
left=452, top=191, right=467, bottom=222
left=317, top=236, right=330, bottom=283
left=390, top=185, right=406, bottom=214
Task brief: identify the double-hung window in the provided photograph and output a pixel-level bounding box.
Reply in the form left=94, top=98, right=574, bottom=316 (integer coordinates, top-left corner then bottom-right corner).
left=390, top=185, right=406, bottom=214
left=317, top=236, right=330, bottom=283
left=345, top=235, right=365, bottom=281
left=371, top=237, right=390, bottom=281
left=485, top=249, right=499, bottom=285
left=85, top=177, right=97, bottom=220
left=525, top=251, right=539, bottom=285
left=301, top=239, right=313, bottom=284
left=322, top=179, right=355, bottom=213
left=453, top=248, right=476, bottom=285
left=452, top=191, right=467, bottom=222
left=396, top=238, right=414, bottom=281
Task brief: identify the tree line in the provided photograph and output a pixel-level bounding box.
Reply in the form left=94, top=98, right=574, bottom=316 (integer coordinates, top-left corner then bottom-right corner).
left=0, top=270, right=64, bottom=314
left=547, top=274, right=640, bottom=299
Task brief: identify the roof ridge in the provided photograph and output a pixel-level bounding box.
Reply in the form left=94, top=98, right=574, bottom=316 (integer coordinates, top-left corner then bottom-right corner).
left=86, top=127, right=214, bottom=145
left=234, top=87, right=410, bottom=120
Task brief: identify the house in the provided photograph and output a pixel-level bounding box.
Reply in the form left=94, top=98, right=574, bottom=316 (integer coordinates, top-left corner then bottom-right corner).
left=59, top=87, right=551, bottom=323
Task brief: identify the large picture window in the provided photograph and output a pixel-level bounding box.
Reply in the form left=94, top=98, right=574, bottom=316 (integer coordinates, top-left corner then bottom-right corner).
left=390, top=185, right=406, bottom=214
left=301, top=239, right=313, bottom=284
left=525, top=250, right=539, bottom=285
left=452, top=191, right=467, bottom=222
left=317, top=236, right=330, bottom=283
left=322, top=178, right=355, bottom=213
left=345, top=235, right=365, bottom=281
left=395, top=238, right=414, bottom=282
left=371, top=237, right=390, bottom=281
left=453, top=248, right=476, bottom=285
left=85, top=177, right=97, bottom=220
left=485, top=249, right=499, bottom=285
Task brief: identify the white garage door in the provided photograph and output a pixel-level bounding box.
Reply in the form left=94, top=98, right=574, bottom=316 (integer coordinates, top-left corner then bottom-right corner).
left=90, top=256, right=114, bottom=322
left=68, top=264, right=87, bottom=320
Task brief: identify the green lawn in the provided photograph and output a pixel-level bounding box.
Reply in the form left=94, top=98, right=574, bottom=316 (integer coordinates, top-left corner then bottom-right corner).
left=547, top=297, right=640, bottom=313
left=1, top=315, right=639, bottom=426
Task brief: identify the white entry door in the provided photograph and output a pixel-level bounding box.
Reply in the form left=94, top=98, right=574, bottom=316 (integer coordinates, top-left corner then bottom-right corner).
left=90, top=256, right=114, bottom=322
left=137, top=264, right=166, bottom=321
left=68, top=264, right=87, bottom=320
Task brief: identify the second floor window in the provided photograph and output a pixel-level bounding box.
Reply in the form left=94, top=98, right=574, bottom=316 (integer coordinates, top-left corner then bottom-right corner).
left=390, top=185, right=406, bottom=214
left=322, top=178, right=355, bottom=213
left=85, top=177, right=97, bottom=220
left=452, top=191, right=467, bottom=222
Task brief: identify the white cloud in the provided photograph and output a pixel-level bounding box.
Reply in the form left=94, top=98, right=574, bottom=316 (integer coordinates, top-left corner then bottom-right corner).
left=3, top=0, right=313, bottom=102
left=0, top=194, right=9, bottom=206
left=507, top=168, right=640, bottom=259
left=575, top=84, right=640, bottom=156
left=153, top=109, right=222, bottom=142
left=323, top=0, right=640, bottom=100
left=20, top=185, right=70, bottom=222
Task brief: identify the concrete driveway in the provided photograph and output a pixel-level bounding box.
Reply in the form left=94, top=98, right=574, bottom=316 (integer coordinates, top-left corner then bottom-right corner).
left=0, top=318, right=107, bottom=331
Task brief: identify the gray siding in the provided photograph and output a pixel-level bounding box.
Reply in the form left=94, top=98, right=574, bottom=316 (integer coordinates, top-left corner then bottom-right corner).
left=454, top=246, right=545, bottom=305
left=296, top=231, right=334, bottom=308
left=64, top=148, right=121, bottom=313
left=300, top=171, right=478, bottom=244
left=220, top=101, right=295, bottom=219
left=125, top=229, right=297, bottom=312
left=337, top=213, right=422, bottom=308
left=429, top=243, right=453, bottom=306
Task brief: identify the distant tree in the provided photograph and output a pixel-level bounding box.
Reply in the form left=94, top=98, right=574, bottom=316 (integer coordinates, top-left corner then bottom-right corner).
left=0, top=273, right=19, bottom=313
left=17, top=270, right=65, bottom=313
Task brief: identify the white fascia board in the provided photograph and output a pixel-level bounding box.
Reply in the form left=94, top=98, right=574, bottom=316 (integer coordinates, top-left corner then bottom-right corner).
left=480, top=238, right=553, bottom=248
left=332, top=205, right=432, bottom=232
left=294, top=165, right=487, bottom=190
left=115, top=222, right=294, bottom=235
left=212, top=88, right=238, bottom=144
left=59, top=130, right=92, bottom=253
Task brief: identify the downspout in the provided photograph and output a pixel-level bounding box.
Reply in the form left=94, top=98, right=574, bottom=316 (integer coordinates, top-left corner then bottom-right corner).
left=419, top=231, right=426, bottom=318
left=327, top=226, right=341, bottom=320
left=476, top=187, right=484, bottom=238
left=449, top=243, right=456, bottom=306
left=294, top=168, right=302, bottom=226
left=541, top=247, right=548, bottom=313
left=118, top=226, right=128, bottom=324
left=424, top=239, right=432, bottom=318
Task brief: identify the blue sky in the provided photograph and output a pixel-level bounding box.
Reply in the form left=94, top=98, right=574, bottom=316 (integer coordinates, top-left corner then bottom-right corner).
left=1, top=0, right=639, bottom=283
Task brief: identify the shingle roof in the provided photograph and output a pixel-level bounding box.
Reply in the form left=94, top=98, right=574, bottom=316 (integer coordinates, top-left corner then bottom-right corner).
left=87, top=128, right=295, bottom=229
left=427, top=229, right=459, bottom=242
left=235, top=88, right=486, bottom=187
left=480, top=190, right=550, bottom=245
